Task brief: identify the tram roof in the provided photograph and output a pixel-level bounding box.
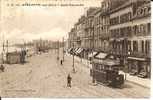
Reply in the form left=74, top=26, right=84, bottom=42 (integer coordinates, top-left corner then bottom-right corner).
left=92, top=59, right=120, bottom=66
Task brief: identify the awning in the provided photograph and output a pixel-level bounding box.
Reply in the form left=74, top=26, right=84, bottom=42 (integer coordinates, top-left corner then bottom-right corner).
left=75, top=48, right=81, bottom=54
left=95, top=52, right=107, bottom=59
left=74, top=48, right=79, bottom=53
left=77, top=48, right=84, bottom=54
left=88, top=52, right=98, bottom=58
left=68, top=48, right=72, bottom=52
left=128, top=57, right=146, bottom=61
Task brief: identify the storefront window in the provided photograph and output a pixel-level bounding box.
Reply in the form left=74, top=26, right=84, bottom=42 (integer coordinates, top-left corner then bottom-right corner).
left=141, top=40, right=144, bottom=53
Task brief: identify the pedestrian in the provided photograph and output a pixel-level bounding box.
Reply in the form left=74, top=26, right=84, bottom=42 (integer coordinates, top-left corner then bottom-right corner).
left=67, top=74, right=72, bottom=87
left=0, top=64, right=4, bottom=72
left=60, top=60, right=63, bottom=65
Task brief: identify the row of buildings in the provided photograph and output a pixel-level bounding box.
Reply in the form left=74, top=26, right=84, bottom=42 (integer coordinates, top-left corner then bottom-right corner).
left=67, top=0, right=151, bottom=78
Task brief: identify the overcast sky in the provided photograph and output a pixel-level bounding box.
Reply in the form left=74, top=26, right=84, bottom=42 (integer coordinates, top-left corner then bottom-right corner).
left=0, top=0, right=102, bottom=44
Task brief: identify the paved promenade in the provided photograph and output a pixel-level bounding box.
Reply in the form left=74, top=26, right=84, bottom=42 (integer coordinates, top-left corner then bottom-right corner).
left=0, top=49, right=150, bottom=98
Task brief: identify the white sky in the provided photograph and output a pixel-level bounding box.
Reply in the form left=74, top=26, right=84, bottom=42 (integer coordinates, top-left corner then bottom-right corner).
left=0, top=0, right=102, bottom=44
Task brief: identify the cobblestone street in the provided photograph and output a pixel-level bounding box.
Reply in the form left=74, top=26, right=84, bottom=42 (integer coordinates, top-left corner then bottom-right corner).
left=0, top=50, right=150, bottom=98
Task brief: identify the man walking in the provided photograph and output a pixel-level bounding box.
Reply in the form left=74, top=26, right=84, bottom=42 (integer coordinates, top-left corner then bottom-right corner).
left=67, top=74, right=72, bottom=87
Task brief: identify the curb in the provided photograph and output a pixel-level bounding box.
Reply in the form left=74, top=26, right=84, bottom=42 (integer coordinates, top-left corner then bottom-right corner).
left=126, top=80, right=150, bottom=89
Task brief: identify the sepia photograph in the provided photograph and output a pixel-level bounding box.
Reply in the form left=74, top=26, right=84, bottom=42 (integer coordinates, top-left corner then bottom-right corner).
left=0, top=0, right=151, bottom=98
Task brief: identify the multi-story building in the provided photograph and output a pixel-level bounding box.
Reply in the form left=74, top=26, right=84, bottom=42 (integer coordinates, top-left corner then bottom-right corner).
left=127, top=0, right=151, bottom=78
left=99, top=0, right=111, bottom=52
left=84, top=8, right=97, bottom=51
left=92, top=0, right=111, bottom=53
left=93, top=8, right=103, bottom=51
left=109, top=0, right=151, bottom=78
left=109, top=0, right=132, bottom=59
left=68, top=28, right=76, bottom=49
left=67, top=0, right=151, bottom=78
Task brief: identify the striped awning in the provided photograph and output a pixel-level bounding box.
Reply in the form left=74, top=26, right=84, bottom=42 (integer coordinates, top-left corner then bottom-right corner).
left=77, top=48, right=84, bottom=54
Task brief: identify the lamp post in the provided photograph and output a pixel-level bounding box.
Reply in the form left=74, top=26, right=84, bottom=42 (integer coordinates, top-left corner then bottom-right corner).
left=92, top=26, right=95, bottom=84
left=62, top=37, right=64, bottom=61
left=123, top=38, right=128, bottom=81
left=72, top=32, right=76, bottom=73
left=72, top=42, right=75, bottom=73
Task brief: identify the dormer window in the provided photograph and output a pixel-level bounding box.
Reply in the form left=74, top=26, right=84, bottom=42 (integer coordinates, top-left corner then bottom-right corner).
left=144, top=7, right=148, bottom=14
left=137, top=8, right=144, bottom=16
left=148, top=7, right=151, bottom=13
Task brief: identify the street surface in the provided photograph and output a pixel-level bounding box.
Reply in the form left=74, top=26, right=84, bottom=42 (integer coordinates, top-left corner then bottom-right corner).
left=0, top=49, right=150, bottom=98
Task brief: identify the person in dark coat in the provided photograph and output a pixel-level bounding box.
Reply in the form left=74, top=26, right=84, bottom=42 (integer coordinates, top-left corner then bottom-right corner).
left=67, top=74, right=72, bottom=87
left=60, top=60, right=63, bottom=65
left=0, top=64, right=4, bottom=72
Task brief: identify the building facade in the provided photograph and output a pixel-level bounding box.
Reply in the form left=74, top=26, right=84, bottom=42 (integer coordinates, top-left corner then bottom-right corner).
left=127, top=0, right=151, bottom=78
left=109, top=0, right=133, bottom=63
left=67, top=0, right=151, bottom=78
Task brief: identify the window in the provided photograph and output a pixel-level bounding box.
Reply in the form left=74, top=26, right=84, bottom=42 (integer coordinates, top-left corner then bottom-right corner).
left=147, top=23, right=151, bottom=35
left=133, top=25, right=137, bottom=36
left=133, top=41, right=138, bottom=52
left=144, top=7, right=148, bottom=14
left=148, top=7, right=151, bottom=13
left=145, top=40, right=150, bottom=54
left=128, top=41, right=132, bottom=52
left=140, top=24, right=144, bottom=35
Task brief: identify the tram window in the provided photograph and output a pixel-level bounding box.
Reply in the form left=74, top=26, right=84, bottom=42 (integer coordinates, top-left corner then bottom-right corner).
left=102, top=65, right=105, bottom=70
left=99, top=65, right=102, bottom=70
left=108, top=66, right=111, bottom=70
left=95, top=64, right=98, bottom=70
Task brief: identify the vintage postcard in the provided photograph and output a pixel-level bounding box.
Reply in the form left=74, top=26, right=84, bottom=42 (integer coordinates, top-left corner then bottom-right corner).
left=0, top=0, right=151, bottom=98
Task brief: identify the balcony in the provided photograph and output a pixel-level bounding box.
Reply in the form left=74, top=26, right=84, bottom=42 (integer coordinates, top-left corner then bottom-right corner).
left=128, top=51, right=150, bottom=58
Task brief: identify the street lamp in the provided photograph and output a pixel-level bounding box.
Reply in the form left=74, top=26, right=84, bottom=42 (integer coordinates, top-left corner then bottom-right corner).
left=72, top=42, right=75, bottom=73
left=62, top=37, right=65, bottom=61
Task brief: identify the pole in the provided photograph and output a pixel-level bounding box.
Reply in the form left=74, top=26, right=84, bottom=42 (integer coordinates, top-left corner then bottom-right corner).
left=92, top=26, right=95, bottom=83
left=63, top=37, right=64, bottom=61
left=2, top=41, right=4, bottom=64
left=57, top=40, right=59, bottom=60
left=72, top=42, right=75, bottom=73
left=6, top=40, right=8, bottom=54
left=6, top=40, right=8, bottom=63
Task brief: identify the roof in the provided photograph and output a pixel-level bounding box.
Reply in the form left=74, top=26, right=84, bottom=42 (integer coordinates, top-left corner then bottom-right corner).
left=7, top=51, right=21, bottom=56
left=92, top=59, right=120, bottom=66
left=92, top=8, right=101, bottom=16
left=88, top=52, right=98, bottom=58
left=95, top=52, right=107, bottom=59
left=128, top=57, right=146, bottom=61
left=110, top=0, right=131, bottom=14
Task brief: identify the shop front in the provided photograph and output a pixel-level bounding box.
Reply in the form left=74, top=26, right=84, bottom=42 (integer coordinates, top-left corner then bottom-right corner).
left=127, top=57, right=151, bottom=78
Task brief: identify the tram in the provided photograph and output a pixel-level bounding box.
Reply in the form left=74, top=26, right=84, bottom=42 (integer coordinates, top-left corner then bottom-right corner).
left=91, top=58, right=124, bottom=88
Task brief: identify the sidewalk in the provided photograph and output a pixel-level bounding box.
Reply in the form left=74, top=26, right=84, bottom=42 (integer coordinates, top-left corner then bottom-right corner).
left=66, top=53, right=151, bottom=89
left=119, top=71, right=150, bottom=89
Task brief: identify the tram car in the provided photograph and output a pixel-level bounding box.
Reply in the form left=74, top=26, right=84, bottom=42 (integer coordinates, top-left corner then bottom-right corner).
left=91, top=58, right=124, bottom=88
